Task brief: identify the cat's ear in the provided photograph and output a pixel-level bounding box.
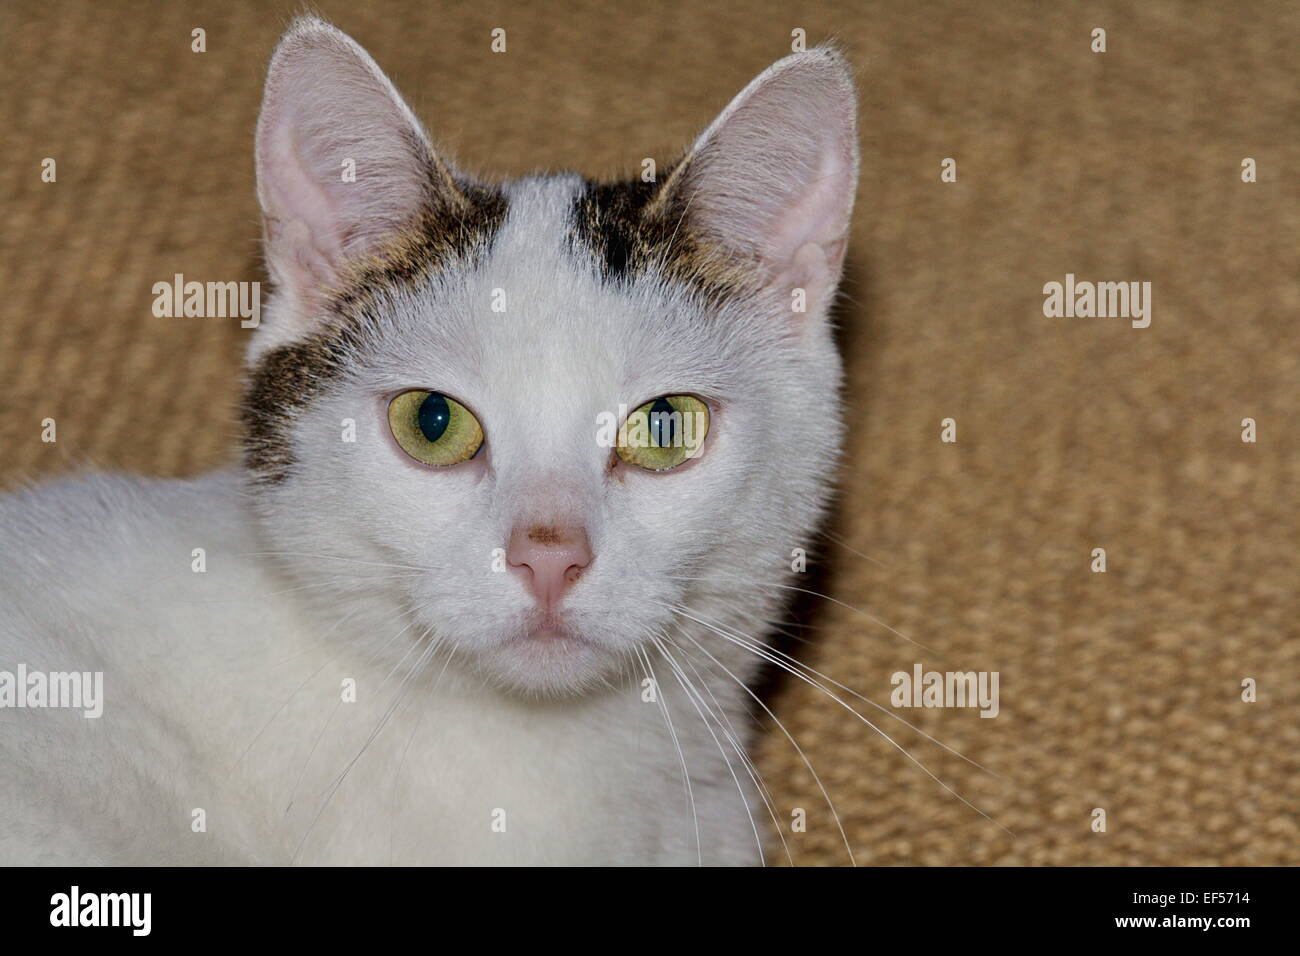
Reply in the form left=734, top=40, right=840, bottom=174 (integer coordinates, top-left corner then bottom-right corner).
left=664, top=48, right=859, bottom=315
left=255, top=17, right=452, bottom=323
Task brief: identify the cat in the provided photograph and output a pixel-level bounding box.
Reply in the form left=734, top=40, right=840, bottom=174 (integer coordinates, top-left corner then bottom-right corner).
left=0, top=16, right=858, bottom=865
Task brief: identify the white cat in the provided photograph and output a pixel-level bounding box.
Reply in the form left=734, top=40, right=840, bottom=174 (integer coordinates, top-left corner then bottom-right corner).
left=0, top=17, right=858, bottom=865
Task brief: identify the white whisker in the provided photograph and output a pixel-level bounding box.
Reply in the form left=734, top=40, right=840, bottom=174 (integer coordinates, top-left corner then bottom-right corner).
left=667, top=641, right=794, bottom=866
left=664, top=615, right=857, bottom=865
left=666, top=603, right=1015, bottom=840
left=651, top=636, right=766, bottom=866
left=665, top=572, right=934, bottom=653
left=671, top=600, right=1000, bottom=778
left=636, top=644, right=701, bottom=867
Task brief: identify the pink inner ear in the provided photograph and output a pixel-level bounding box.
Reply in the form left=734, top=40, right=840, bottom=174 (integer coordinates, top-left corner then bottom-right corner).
left=261, top=128, right=347, bottom=290
left=255, top=20, right=442, bottom=311
left=763, top=135, right=855, bottom=274
left=781, top=241, right=834, bottom=306
left=673, top=49, right=858, bottom=310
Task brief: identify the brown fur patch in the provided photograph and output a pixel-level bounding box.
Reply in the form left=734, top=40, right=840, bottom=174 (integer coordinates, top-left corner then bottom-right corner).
left=331, top=179, right=508, bottom=319
left=571, top=162, right=754, bottom=304
left=241, top=181, right=507, bottom=485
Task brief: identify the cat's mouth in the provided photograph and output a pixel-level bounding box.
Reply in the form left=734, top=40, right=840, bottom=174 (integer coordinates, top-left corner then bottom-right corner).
left=525, top=625, right=583, bottom=643
left=472, top=617, right=610, bottom=696
left=513, top=610, right=591, bottom=647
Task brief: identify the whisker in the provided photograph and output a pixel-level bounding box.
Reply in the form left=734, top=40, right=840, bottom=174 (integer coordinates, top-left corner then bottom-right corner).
left=281, top=697, right=343, bottom=819
left=374, top=611, right=435, bottom=684
left=389, top=645, right=457, bottom=865
left=651, top=636, right=766, bottom=866
left=292, top=631, right=443, bottom=862
left=664, top=617, right=857, bottom=865
left=635, top=644, right=701, bottom=867
left=666, top=603, right=1014, bottom=839
left=653, top=635, right=790, bottom=867
left=817, top=529, right=891, bottom=568
left=233, top=600, right=379, bottom=768
left=177, top=570, right=425, bottom=607
left=665, top=573, right=933, bottom=653
left=666, top=641, right=794, bottom=867
left=669, top=601, right=1000, bottom=778
left=694, top=591, right=816, bottom=648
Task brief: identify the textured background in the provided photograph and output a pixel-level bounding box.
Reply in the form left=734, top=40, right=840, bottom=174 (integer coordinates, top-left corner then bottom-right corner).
left=1, top=0, right=1295, bottom=865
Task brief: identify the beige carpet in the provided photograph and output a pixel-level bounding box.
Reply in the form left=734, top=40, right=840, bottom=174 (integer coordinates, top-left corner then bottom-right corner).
left=1, top=0, right=1295, bottom=865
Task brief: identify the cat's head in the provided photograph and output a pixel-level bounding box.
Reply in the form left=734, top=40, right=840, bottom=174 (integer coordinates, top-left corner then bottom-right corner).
left=242, top=16, right=858, bottom=696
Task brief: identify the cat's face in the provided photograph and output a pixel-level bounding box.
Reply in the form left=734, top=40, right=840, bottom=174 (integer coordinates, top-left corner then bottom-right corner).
left=242, top=18, right=858, bottom=696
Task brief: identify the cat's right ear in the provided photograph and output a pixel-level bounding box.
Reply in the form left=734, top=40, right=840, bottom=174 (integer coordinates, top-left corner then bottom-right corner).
left=255, top=17, right=451, bottom=333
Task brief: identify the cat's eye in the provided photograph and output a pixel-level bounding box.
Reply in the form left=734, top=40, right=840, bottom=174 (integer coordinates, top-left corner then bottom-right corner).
left=388, top=390, right=484, bottom=467
left=615, top=395, right=710, bottom=472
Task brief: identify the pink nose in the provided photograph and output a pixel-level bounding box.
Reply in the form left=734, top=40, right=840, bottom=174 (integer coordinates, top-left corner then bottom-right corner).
left=506, top=525, right=593, bottom=610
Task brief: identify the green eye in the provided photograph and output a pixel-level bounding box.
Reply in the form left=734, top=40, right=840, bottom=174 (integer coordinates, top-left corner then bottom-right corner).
left=388, top=390, right=484, bottom=466
left=616, top=395, right=710, bottom=471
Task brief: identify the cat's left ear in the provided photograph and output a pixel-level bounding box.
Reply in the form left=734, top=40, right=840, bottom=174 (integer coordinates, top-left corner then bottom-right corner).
left=663, top=47, right=859, bottom=316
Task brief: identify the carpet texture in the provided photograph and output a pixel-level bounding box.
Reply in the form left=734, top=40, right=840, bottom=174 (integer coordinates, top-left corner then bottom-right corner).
left=1, top=0, right=1295, bottom=865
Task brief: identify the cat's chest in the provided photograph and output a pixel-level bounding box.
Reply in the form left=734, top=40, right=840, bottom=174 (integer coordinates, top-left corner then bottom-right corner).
left=247, top=678, right=692, bottom=864
left=90, top=599, right=736, bottom=865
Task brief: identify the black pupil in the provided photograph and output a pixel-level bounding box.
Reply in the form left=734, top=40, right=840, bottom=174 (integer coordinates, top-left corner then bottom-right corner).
left=418, top=393, right=451, bottom=443
left=649, top=397, right=676, bottom=447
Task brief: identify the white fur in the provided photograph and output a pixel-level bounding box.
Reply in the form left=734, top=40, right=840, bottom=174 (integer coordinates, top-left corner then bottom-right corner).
left=0, top=18, right=857, bottom=865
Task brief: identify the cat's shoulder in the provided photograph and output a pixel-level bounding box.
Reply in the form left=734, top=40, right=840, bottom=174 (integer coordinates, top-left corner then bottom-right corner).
left=0, top=469, right=253, bottom=588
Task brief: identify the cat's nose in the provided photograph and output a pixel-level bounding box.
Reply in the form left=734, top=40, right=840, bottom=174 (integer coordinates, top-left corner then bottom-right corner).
left=506, top=525, right=593, bottom=610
